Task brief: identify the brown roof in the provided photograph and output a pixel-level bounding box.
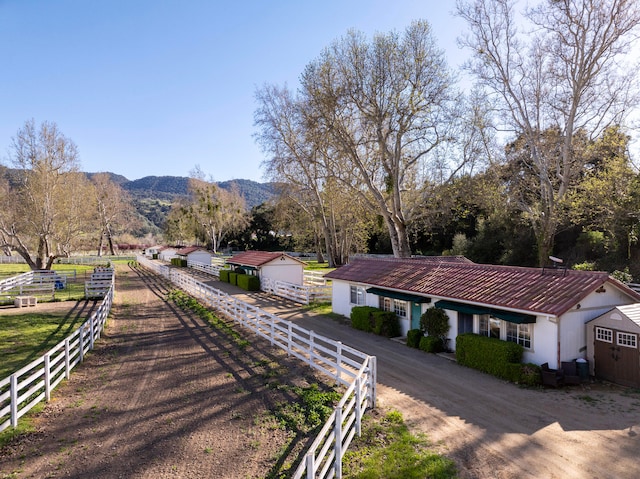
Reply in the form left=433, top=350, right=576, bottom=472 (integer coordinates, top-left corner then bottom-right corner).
left=324, top=257, right=640, bottom=316
left=176, top=246, right=210, bottom=255
left=227, top=251, right=305, bottom=267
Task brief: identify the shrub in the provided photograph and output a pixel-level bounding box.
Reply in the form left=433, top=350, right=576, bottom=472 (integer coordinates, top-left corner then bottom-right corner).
left=372, top=310, right=401, bottom=337
left=351, top=306, right=377, bottom=332
left=219, top=269, right=230, bottom=283
left=420, top=308, right=450, bottom=341
left=237, top=274, right=260, bottom=291
left=456, top=333, right=524, bottom=381
left=407, top=329, right=423, bottom=348
left=229, top=272, right=238, bottom=285
left=419, top=335, right=444, bottom=353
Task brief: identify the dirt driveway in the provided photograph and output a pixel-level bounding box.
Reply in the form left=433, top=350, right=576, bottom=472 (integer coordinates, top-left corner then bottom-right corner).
left=3, top=264, right=640, bottom=479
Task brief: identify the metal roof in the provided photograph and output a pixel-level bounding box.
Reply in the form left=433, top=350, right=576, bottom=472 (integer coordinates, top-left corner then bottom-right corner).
left=227, top=251, right=306, bottom=268
left=325, top=257, right=640, bottom=317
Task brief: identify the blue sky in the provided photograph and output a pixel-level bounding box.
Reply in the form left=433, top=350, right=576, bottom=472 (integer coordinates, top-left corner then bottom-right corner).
left=0, top=1, right=469, bottom=182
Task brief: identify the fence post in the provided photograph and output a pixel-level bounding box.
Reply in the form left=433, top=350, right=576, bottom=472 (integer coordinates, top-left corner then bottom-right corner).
left=335, top=341, right=342, bottom=383
left=10, top=374, right=18, bottom=428
left=287, top=322, right=292, bottom=357
left=65, top=338, right=71, bottom=379
left=90, top=317, right=95, bottom=350
left=308, top=331, right=315, bottom=367
left=79, top=326, right=84, bottom=363
left=334, top=405, right=343, bottom=478
left=44, top=353, right=51, bottom=402
left=306, top=452, right=315, bottom=479
left=355, top=376, right=362, bottom=437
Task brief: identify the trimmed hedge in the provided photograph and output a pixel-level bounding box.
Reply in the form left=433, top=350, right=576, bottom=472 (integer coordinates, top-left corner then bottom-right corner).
left=456, top=333, right=524, bottom=381
left=237, top=274, right=260, bottom=291
left=372, top=310, right=401, bottom=337
left=229, top=272, right=238, bottom=285
left=419, top=335, right=444, bottom=353
left=171, top=258, right=187, bottom=267
left=350, top=306, right=400, bottom=337
left=407, top=329, right=423, bottom=348
left=219, top=270, right=230, bottom=282
left=351, top=306, right=378, bottom=332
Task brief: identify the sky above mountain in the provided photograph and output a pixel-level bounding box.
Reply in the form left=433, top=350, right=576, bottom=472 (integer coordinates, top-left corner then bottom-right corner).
left=0, top=0, right=469, bottom=182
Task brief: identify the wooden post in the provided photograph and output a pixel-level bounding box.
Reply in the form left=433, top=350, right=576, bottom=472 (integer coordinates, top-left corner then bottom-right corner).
left=336, top=341, right=342, bottom=383
left=65, top=338, right=71, bottom=379
left=44, top=353, right=51, bottom=402
left=334, top=405, right=343, bottom=478
left=10, top=374, right=18, bottom=428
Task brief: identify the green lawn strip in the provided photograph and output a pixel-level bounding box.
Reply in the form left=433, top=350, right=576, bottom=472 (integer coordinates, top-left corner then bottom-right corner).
left=0, top=312, right=87, bottom=378
left=343, top=409, right=457, bottom=479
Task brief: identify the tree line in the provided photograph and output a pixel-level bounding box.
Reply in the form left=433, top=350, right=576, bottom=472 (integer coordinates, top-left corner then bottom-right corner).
left=3, top=1, right=640, bottom=278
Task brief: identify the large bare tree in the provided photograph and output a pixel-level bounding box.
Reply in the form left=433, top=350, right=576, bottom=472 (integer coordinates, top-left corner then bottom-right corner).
left=457, top=0, right=640, bottom=265
left=255, top=84, right=370, bottom=266
left=298, top=20, right=462, bottom=258
left=0, top=120, right=94, bottom=269
left=91, top=173, right=135, bottom=256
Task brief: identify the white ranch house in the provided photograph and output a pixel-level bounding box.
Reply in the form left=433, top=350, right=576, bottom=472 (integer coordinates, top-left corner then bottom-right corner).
left=325, top=256, right=640, bottom=369
left=227, top=251, right=306, bottom=285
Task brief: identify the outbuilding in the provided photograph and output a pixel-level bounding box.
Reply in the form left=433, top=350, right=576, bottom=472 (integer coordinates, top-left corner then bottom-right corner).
left=325, top=256, right=640, bottom=369
left=175, top=246, right=214, bottom=265
left=227, top=251, right=306, bottom=286
left=586, top=304, right=640, bottom=387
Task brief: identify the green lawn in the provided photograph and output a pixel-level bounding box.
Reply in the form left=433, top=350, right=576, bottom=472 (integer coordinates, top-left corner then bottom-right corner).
left=0, top=311, right=87, bottom=378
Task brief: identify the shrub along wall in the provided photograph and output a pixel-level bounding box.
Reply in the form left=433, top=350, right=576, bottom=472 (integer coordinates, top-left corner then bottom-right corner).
left=229, top=272, right=238, bottom=286
left=350, top=306, right=400, bottom=338
left=219, top=270, right=230, bottom=282
left=237, top=274, right=260, bottom=291
left=171, top=258, right=188, bottom=267
left=456, top=333, right=539, bottom=385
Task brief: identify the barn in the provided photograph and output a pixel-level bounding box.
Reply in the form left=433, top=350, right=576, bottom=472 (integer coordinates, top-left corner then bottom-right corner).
left=586, top=304, right=640, bottom=388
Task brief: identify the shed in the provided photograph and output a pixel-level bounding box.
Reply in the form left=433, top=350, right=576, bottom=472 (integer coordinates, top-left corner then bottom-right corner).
left=175, top=246, right=214, bottom=265
left=227, top=251, right=306, bottom=286
left=325, top=256, right=640, bottom=368
left=586, top=304, right=640, bottom=387
left=157, top=246, right=178, bottom=262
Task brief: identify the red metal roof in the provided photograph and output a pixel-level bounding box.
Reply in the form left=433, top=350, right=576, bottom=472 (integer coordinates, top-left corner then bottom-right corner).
left=176, top=246, right=209, bottom=255
left=227, top=251, right=305, bottom=267
left=324, top=257, right=640, bottom=316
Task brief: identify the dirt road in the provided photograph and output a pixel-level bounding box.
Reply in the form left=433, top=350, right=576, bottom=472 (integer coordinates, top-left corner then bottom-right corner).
left=2, top=264, right=640, bottom=478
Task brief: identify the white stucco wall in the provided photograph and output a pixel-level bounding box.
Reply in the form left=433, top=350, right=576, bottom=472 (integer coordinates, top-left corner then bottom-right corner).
left=187, top=251, right=213, bottom=265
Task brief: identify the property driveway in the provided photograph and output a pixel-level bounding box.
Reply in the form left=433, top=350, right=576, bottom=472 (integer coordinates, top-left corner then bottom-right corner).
left=205, top=277, right=640, bottom=479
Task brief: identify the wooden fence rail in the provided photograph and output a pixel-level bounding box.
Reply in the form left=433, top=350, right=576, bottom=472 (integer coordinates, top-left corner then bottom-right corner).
left=138, top=256, right=376, bottom=479
left=0, top=281, right=115, bottom=433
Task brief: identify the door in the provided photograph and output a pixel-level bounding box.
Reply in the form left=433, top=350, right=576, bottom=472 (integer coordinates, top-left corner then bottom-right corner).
left=411, top=303, right=422, bottom=330
left=594, top=326, right=640, bottom=387
left=458, top=312, right=474, bottom=335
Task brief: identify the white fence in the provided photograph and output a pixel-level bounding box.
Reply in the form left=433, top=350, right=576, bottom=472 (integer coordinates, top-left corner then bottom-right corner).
left=188, top=259, right=224, bottom=278
left=138, top=256, right=376, bottom=479
left=0, top=270, right=73, bottom=302
left=304, top=270, right=328, bottom=286
left=261, top=277, right=332, bottom=305
left=0, top=280, right=115, bottom=433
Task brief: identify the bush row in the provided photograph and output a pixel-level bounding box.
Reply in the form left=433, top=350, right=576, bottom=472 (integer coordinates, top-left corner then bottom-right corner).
left=406, top=329, right=445, bottom=353
left=170, top=258, right=187, bottom=267
left=218, top=269, right=260, bottom=291
left=350, top=306, right=401, bottom=338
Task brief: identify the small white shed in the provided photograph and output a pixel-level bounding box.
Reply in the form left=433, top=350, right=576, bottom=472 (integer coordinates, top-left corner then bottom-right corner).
left=586, top=304, right=640, bottom=388
left=175, top=246, right=214, bottom=265
left=157, top=246, right=178, bottom=262
left=227, top=251, right=306, bottom=286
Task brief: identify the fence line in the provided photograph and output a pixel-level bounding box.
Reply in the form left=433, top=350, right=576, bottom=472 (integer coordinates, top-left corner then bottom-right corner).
left=137, top=256, right=376, bottom=479
left=261, top=277, right=332, bottom=305
left=0, top=280, right=115, bottom=433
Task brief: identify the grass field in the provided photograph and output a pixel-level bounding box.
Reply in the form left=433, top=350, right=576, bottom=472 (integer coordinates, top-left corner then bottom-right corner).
left=0, top=311, right=89, bottom=378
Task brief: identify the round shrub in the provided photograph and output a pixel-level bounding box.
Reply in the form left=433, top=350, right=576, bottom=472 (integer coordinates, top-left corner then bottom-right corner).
left=420, top=307, right=450, bottom=341
left=407, top=329, right=423, bottom=348
left=419, top=335, right=444, bottom=353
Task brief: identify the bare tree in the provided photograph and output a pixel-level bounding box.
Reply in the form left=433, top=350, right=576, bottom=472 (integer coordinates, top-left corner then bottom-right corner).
left=298, top=21, right=462, bottom=258
left=255, top=84, right=370, bottom=266
left=91, top=173, right=135, bottom=256
left=457, top=0, right=640, bottom=265
left=0, top=120, right=93, bottom=269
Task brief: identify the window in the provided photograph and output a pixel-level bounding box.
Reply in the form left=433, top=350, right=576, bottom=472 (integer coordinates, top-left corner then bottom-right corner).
left=350, top=285, right=365, bottom=305
left=479, top=315, right=500, bottom=338
left=595, top=327, right=613, bottom=343
left=506, top=322, right=531, bottom=349
left=617, top=332, right=637, bottom=348
left=379, top=296, right=407, bottom=319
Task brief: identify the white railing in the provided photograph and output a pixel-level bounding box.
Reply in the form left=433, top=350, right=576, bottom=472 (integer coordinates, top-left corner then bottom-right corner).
left=304, top=270, right=328, bottom=286
left=0, top=271, right=33, bottom=294
left=137, top=256, right=376, bottom=479
left=0, top=270, right=74, bottom=300
left=0, top=280, right=115, bottom=433
left=188, top=260, right=224, bottom=278
left=261, top=277, right=332, bottom=305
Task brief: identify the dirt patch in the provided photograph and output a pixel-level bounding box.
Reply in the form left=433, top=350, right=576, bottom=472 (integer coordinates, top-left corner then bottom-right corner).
left=0, top=265, right=336, bottom=479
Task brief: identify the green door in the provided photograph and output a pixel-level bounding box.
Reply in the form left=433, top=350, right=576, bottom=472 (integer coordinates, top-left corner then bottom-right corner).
left=411, top=302, right=422, bottom=330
